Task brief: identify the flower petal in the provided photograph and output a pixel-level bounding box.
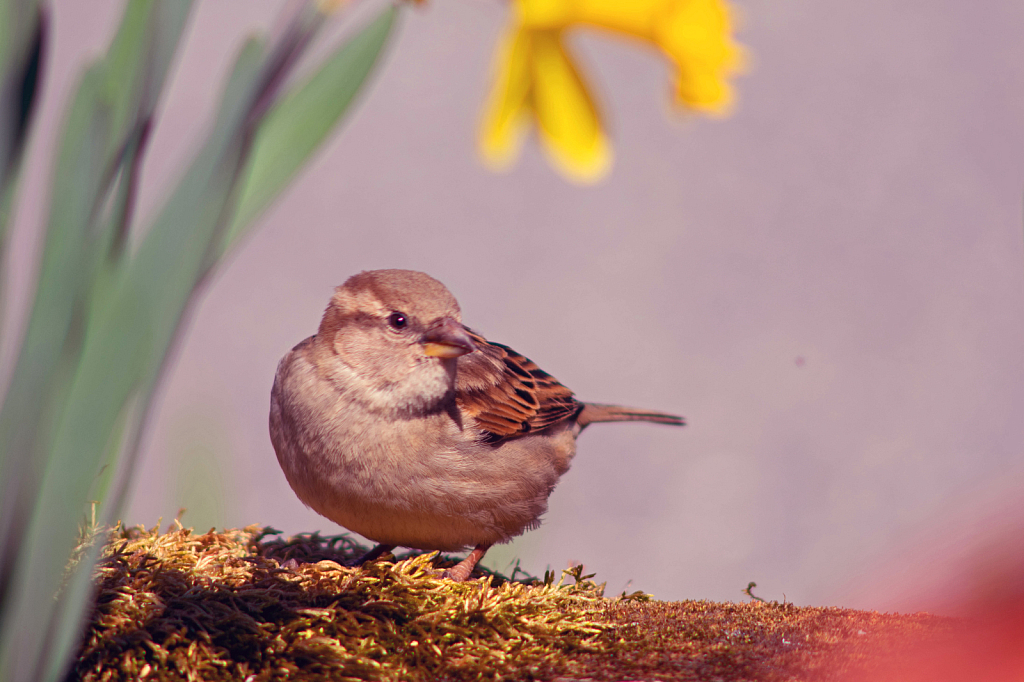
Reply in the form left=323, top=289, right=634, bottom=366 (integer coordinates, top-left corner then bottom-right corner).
left=657, top=0, right=744, bottom=114
left=479, top=28, right=533, bottom=169
left=528, top=30, right=611, bottom=182
left=551, top=0, right=663, bottom=35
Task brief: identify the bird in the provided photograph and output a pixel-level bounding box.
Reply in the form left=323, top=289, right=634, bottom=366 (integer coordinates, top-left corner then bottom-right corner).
left=269, top=269, right=684, bottom=581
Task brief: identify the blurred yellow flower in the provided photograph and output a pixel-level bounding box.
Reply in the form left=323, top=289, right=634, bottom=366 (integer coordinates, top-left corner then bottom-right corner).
left=479, top=0, right=744, bottom=183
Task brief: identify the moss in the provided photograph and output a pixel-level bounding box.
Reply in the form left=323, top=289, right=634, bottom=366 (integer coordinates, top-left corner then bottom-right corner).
left=70, top=525, right=954, bottom=681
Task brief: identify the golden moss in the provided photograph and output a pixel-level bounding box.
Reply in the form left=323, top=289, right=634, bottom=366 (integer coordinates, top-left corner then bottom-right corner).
left=73, top=524, right=607, bottom=681
left=70, top=525, right=954, bottom=681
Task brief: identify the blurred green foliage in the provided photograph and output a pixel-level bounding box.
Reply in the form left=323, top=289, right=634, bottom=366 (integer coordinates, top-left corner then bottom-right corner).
left=0, top=2, right=398, bottom=680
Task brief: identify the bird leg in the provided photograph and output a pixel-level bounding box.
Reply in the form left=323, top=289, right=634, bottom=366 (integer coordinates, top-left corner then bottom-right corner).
left=353, top=543, right=395, bottom=567
left=442, top=544, right=491, bottom=582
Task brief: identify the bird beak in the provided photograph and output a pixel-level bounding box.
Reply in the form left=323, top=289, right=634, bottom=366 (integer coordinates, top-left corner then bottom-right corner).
left=422, top=319, right=476, bottom=358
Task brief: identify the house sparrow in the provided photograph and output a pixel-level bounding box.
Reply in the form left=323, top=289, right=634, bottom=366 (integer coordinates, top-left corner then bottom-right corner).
left=270, top=269, right=684, bottom=581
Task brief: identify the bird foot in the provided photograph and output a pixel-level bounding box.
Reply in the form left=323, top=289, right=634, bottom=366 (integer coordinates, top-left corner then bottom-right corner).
left=440, top=564, right=473, bottom=582
left=439, top=544, right=491, bottom=582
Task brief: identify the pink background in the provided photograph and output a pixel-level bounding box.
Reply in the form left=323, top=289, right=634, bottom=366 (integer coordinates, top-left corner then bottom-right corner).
left=6, top=0, right=1024, bottom=611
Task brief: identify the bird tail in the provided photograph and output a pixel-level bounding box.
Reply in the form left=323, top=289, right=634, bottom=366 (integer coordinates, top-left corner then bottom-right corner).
left=577, top=403, right=685, bottom=429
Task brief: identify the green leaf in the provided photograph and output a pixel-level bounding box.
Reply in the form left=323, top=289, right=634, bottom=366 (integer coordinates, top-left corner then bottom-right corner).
left=0, top=1, right=44, bottom=343
left=0, top=0, right=191, bottom=538
left=0, top=2, right=193, bottom=679
left=0, top=0, right=42, bottom=202
left=0, top=33, right=267, bottom=682
left=1, top=5, right=401, bottom=682
left=226, top=5, right=398, bottom=247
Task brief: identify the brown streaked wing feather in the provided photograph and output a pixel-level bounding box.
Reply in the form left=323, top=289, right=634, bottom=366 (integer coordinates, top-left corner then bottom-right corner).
left=455, top=329, right=582, bottom=443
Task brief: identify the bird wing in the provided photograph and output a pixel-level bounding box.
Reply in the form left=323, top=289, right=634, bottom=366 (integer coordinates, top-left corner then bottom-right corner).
left=455, top=329, right=582, bottom=443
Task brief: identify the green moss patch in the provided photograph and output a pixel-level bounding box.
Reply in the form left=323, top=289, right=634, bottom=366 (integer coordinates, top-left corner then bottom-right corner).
left=71, top=525, right=954, bottom=681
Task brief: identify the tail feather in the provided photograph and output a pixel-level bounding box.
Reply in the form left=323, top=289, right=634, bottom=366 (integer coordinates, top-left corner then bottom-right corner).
left=577, top=403, right=685, bottom=428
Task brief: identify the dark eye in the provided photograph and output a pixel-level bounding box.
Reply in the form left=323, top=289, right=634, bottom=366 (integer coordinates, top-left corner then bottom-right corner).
left=387, top=312, right=408, bottom=330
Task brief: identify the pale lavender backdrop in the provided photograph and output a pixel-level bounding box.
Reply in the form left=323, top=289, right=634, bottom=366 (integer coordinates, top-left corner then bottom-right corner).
left=6, top=0, right=1024, bottom=611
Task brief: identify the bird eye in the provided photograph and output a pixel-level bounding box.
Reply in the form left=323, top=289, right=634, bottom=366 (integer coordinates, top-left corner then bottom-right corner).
left=387, top=312, right=408, bottom=330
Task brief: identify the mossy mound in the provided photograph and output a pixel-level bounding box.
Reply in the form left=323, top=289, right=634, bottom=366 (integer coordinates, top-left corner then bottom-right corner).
left=71, top=525, right=953, bottom=681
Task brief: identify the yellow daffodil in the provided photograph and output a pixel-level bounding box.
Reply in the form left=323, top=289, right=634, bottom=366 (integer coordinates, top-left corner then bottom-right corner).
left=479, top=0, right=744, bottom=183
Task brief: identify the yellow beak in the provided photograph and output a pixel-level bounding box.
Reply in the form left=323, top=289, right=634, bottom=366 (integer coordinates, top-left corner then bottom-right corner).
left=422, top=319, right=476, bottom=358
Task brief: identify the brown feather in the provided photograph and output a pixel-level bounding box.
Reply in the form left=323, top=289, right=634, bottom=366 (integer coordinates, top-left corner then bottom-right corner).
left=455, top=329, right=582, bottom=443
